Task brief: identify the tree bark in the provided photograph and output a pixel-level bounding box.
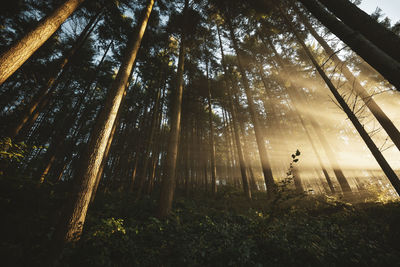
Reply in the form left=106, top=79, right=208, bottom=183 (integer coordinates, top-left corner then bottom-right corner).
left=285, top=10, right=400, bottom=196
left=217, top=23, right=251, bottom=199
left=157, top=0, right=188, bottom=218
left=317, top=0, right=400, bottom=64
left=0, top=0, right=85, bottom=85
left=136, top=86, right=162, bottom=200
left=8, top=12, right=100, bottom=139
left=263, top=46, right=335, bottom=193
left=226, top=14, right=277, bottom=196
left=295, top=5, right=400, bottom=152
left=275, top=9, right=351, bottom=195
left=206, top=61, right=217, bottom=195
left=297, top=0, right=400, bottom=90
left=54, top=0, right=155, bottom=243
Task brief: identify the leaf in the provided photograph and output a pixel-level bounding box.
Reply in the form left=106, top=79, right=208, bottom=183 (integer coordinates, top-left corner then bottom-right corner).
left=296, top=150, right=301, bottom=156
left=293, top=159, right=299, bottom=163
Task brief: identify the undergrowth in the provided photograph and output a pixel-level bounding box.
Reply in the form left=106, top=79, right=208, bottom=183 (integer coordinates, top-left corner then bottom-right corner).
left=1, top=176, right=400, bottom=266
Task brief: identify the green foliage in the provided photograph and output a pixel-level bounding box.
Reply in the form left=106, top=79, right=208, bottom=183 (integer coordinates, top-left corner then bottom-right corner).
left=2, top=180, right=400, bottom=266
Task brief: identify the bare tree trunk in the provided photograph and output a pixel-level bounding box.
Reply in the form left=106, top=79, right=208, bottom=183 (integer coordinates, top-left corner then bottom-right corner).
left=234, top=91, right=258, bottom=192
left=217, top=23, right=251, bottom=199
left=157, top=0, right=188, bottom=218
left=90, top=107, right=122, bottom=203
left=295, top=6, right=400, bottom=152
left=263, top=32, right=349, bottom=194
left=8, top=12, right=100, bottom=139
left=136, top=86, right=162, bottom=200
left=0, top=0, right=85, bottom=85
left=226, top=15, right=277, bottom=196
left=206, top=61, right=217, bottom=195
left=297, top=0, right=400, bottom=90
left=222, top=108, right=235, bottom=187
left=227, top=106, right=252, bottom=199
left=317, top=0, right=400, bottom=64
left=54, top=0, right=155, bottom=243
left=285, top=10, right=400, bottom=196
left=147, top=87, right=166, bottom=194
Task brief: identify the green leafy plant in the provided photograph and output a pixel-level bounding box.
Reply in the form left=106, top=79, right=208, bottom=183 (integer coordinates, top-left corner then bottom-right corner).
left=0, top=137, right=27, bottom=162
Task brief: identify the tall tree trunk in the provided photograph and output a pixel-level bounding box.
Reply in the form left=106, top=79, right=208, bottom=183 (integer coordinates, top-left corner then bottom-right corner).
left=222, top=108, right=235, bottom=187
left=8, top=12, right=100, bottom=139
left=295, top=5, right=400, bottom=152
left=54, top=0, right=155, bottom=243
left=217, top=23, right=251, bottom=199
left=227, top=105, right=251, bottom=199
left=317, top=0, right=400, bottom=64
left=157, top=0, right=188, bottom=218
left=226, top=15, right=277, bottom=196
left=128, top=94, right=152, bottom=191
left=36, top=42, right=110, bottom=184
left=47, top=41, right=113, bottom=182
left=0, top=0, right=85, bottom=85
left=206, top=61, right=217, bottom=195
left=284, top=10, right=400, bottom=196
left=136, top=86, right=162, bottom=200
left=90, top=110, right=120, bottom=203
left=297, top=0, right=400, bottom=90
left=147, top=87, right=166, bottom=194
left=263, top=32, right=350, bottom=194
left=234, top=90, right=258, bottom=192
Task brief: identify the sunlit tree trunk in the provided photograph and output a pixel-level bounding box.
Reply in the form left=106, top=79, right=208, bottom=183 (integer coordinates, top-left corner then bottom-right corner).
left=0, top=0, right=85, bottom=85
left=257, top=68, right=304, bottom=189
left=227, top=105, right=251, bottom=198
left=317, top=0, right=400, bottom=64
left=226, top=111, right=240, bottom=188
left=294, top=7, right=400, bottom=152
left=8, top=12, right=100, bottom=139
left=49, top=42, right=112, bottom=182
left=285, top=10, right=400, bottom=196
left=217, top=23, right=251, bottom=199
left=260, top=50, right=334, bottom=193
left=90, top=111, right=120, bottom=203
left=36, top=44, right=110, bottom=184
left=233, top=90, right=258, bottom=192
left=226, top=14, right=277, bottom=196
left=222, top=108, right=235, bottom=187
left=206, top=61, right=217, bottom=195
left=263, top=30, right=350, bottom=194
left=157, top=0, right=188, bottom=218
left=55, top=0, right=155, bottom=243
left=297, top=0, right=400, bottom=90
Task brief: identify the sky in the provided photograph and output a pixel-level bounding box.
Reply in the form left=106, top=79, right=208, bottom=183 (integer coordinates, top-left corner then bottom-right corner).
left=359, top=0, right=400, bottom=22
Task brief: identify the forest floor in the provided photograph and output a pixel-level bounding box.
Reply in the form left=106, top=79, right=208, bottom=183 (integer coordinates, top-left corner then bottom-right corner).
left=1, top=176, right=400, bottom=266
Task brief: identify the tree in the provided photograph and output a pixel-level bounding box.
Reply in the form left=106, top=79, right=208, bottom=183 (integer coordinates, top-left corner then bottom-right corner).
left=0, top=0, right=86, bottom=85
left=158, top=0, right=189, bottom=218
left=282, top=7, right=400, bottom=196
left=225, top=10, right=277, bottom=196
left=216, top=23, right=252, bottom=199
left=55, top=0, right=155, bottom=243
left=317, top=0, right=400, bottom=64
left=293, top=4, right=400, bottom=152
left=297, top=0, right=400, bottom=91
